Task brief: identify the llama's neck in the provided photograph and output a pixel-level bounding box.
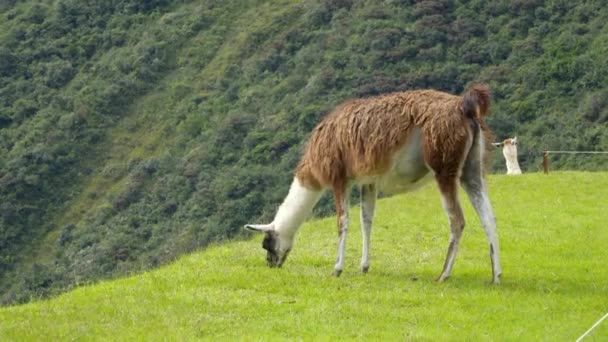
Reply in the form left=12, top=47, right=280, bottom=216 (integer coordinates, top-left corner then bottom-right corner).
left=503, top=146, right=522, bottom=174
left=273, top=178, right=324, bottom=238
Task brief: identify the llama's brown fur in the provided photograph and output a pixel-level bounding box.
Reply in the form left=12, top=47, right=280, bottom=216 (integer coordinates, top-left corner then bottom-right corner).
left=295, top=86, right=492, bottom=190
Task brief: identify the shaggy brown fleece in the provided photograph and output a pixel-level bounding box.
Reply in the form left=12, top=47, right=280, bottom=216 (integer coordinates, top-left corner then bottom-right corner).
left=295, top=85, right=492, bottom=190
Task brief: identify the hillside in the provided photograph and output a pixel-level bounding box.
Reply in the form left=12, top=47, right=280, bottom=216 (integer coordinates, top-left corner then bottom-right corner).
left=2, top=0, right=608, bottom=305
left=1, top=173, right=607, bottom=340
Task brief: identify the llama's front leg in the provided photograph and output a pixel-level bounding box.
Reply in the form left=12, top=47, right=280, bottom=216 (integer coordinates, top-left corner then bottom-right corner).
left=360, top=184, right=377, bottom=273
left=436, top=176, right=465, bottom=282
left=462, top=177, right=502, bottom=284
left=332, top=186, right=351, bottom=277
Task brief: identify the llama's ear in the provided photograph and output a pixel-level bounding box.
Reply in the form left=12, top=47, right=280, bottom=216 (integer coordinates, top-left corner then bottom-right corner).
left=244, top=223, right=274, bottom=233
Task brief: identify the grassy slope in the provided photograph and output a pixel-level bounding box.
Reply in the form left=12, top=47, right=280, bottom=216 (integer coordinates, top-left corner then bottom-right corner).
left=4, top=0, right=608, bottom=306
left=1, top=172, right=607, bottom=340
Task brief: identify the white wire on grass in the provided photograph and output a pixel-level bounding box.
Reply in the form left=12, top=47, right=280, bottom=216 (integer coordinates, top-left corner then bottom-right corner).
left=576, top=312, right=608, bottom=342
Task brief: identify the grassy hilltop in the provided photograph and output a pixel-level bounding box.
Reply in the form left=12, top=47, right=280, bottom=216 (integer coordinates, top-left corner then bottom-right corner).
left=1, top=172, right=607, bottom=340
left=2, top=0, right=608, bottom=305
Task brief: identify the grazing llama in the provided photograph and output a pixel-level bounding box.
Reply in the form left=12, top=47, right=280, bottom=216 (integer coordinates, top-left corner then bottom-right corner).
left=245, top=85, right=502, bottom=284
left=496, top=137, right=522, bottom=175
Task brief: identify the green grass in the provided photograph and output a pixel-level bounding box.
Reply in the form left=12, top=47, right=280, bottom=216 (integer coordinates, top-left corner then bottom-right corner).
left=1, top=172, right=607, bottom=340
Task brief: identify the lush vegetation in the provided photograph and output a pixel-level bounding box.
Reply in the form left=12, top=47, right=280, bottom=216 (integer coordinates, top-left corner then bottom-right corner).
left=1, top=0, right=608, bottom=305
left=1, top=173, right=607, bottom=340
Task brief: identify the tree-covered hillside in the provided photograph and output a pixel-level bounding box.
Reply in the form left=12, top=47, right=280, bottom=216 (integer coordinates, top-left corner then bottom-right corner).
left=1, top=0, right=607, bottom=305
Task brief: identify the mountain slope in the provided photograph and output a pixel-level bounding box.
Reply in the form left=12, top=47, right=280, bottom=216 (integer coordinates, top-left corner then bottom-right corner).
left=1, top=173, right=607, bottom=340
left=2, top=0, right=608, bottom=305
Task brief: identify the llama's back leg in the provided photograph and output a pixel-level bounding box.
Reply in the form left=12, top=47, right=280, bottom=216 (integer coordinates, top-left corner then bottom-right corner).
left=436, top=175, right=466, bottom=282
left=332, top=185, right=351, bottom=277
left=360, top=183, right=377, bottom=273
left=461, top=171, right=502, bottom=284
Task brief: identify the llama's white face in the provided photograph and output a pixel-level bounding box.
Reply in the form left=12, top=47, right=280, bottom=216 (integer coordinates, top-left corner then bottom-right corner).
left=502, top=137, right=518, bottom=158
left=244, top=224, right=292, bottom=267
left=503, top=137, right=517, bottom=146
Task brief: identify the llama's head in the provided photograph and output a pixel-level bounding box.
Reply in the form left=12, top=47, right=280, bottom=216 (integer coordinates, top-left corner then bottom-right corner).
left=244, top=223, right=292, bottom=267
left=502, top=137, right=518, bottom=156
left=504, top=136, right=517, bottom=146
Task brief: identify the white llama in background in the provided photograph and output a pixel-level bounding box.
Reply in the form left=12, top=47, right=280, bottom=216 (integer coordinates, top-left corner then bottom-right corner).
left=245, top=85, right=502, bottom=284
left=494, top=137, right=522, bottom=175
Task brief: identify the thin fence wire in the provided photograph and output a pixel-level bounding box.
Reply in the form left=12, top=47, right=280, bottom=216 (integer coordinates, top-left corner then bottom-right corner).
left=538, top=150, right=608, bottom=173
left=545, top=151, right=608, bottom=154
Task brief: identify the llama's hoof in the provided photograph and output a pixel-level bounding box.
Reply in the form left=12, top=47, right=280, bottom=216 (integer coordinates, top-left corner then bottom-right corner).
left=436, top=274, right=450, bottom=282
left=361, top=266, right=369, bottom=274
left=332, top=269, right=342, bottom=277
left=489, top=274, right=501, bottom=285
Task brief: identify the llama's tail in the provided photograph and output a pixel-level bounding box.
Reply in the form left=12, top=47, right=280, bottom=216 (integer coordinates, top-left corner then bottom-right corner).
left=462, top=84, right=491, bottom=119
left=462, top=84, right=493, bottom=173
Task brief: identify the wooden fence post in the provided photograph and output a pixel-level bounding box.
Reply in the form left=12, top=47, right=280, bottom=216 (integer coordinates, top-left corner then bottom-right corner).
left=543, top=150, right=549, bottom=174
